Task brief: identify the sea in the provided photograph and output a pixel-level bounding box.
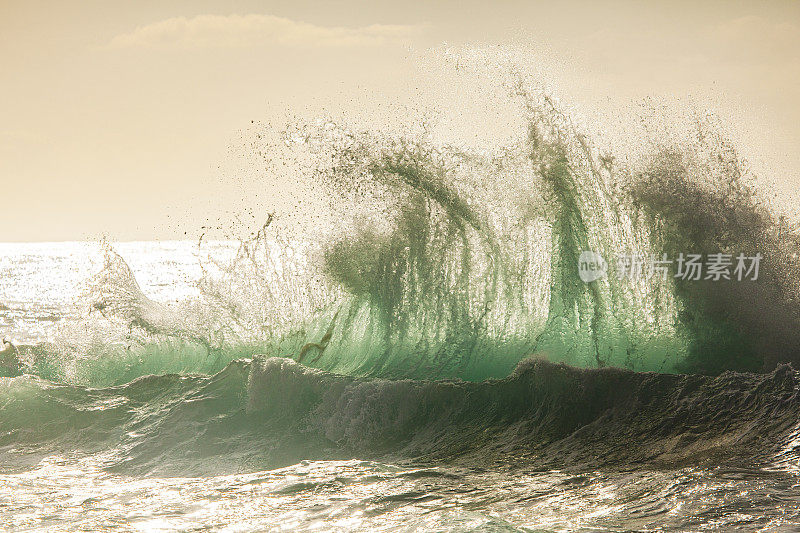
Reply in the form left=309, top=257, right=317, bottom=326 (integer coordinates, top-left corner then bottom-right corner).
left=2, top=86, right=800, bottom=531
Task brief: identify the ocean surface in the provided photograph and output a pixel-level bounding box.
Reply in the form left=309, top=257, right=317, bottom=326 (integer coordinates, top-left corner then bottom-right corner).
left=4, top=87, right=800, bottom=531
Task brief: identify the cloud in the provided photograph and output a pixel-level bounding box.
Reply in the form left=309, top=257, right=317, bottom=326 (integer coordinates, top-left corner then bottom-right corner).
left=109, top=14, right=422, bottom=49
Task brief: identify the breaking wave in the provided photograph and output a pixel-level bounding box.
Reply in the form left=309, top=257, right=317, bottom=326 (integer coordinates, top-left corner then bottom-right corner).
left=1, top=58, right=800, bottom=502
left=17, top=75, right=797, bottom=387
left=2, top=356, right=799, bottom=477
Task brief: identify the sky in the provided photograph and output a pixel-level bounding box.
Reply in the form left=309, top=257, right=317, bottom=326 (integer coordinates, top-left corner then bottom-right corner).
left=1, top=0, right=799, bottom=241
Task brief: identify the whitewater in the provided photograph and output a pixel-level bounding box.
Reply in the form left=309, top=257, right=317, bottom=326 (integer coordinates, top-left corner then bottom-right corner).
left=3, top=82, right=800, bottom=531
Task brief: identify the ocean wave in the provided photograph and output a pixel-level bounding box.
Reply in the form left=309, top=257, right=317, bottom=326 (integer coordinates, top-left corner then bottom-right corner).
left=37, top=76, right=794, bottom=386
left=2, top=357, right=798, bottom=477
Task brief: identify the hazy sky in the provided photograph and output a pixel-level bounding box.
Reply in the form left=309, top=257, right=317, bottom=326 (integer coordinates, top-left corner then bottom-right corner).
left=2, top=0, right=799, bottom=241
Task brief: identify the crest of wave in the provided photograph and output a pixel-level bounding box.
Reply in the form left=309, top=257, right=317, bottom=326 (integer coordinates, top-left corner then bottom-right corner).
left=267, top=78, right=685, bottom=379
left=44, top=50, right=800, bottom=382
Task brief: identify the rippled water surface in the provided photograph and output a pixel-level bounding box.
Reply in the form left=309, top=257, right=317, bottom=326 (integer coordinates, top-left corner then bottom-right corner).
left=3, top=456, right=800, bottom=532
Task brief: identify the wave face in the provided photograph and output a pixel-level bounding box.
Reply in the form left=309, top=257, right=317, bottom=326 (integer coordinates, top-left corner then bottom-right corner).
left=24, top=81, right=795, bottom=386
left=2, top=356, right=799, bottom=477
left=4, top=356, right=800, bottom=530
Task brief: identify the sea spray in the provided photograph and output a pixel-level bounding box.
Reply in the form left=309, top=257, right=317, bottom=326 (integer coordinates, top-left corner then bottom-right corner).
left=37, top=79, right=799, bottom=383
left=629, top=123, right=800, bottom=373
